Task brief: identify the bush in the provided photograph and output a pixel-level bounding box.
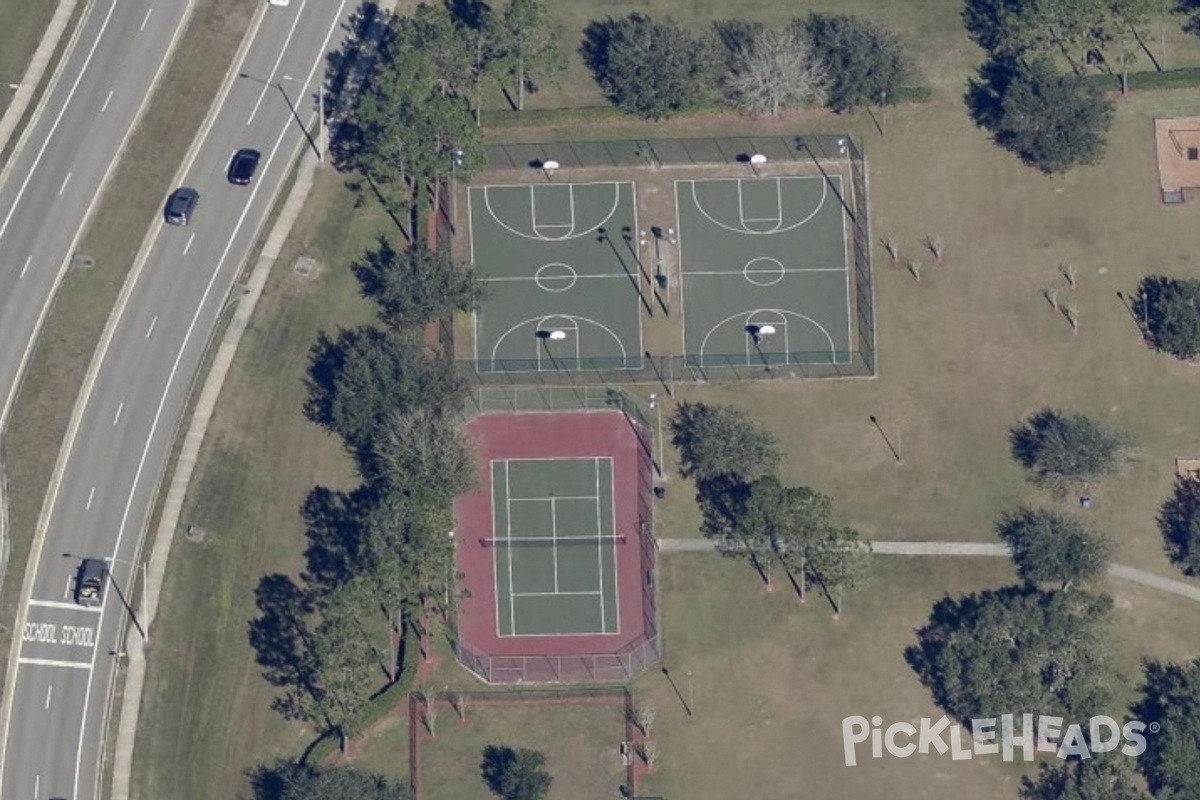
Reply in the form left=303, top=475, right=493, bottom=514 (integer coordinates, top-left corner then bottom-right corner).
left=1159, top=476, right=1200, bottom=577
left=1009, top=408, right=1131, bottom=493
left=803, top=13, right=914, bottom=112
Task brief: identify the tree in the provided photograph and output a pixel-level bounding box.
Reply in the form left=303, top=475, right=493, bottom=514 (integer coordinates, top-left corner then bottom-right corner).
left=803, top=13, right=913, bottom=112
left=248, top=760, right=409, bottom=800
left=806, top=526, right=872, bottom=617
left=967, top=57, right=1114, bottom=174
left=493, top=0, right=565, bottom=111
left=1137, top=275, right=1200, bottom=359
left=728, top=475, right=832, bottom=598
left=1009, top=408, right=1131, bottom=493
left=582, top=13, right=718, bottom=119
left=996, top=507, right=1111, bottom=590
left=907, top=586, right=1114, bottom=726
left=1134, top=657, right=1200, bottom=797
left=304, top=325, right=466, bottom=459
left=1158, top=476, right=1200, bottom=575
left=480, top=745, right=552, bottom=800
left=669, top=402, right=780, bottom=484
left=1020, top=754, right=1151, bottom=800
left=368, top=407, right=478, bottom=504
left=962, top=0, right=1112, bottom=73
left=352, top=238, right=482, bottom=331
left=721, top=24, right=827, bottom=117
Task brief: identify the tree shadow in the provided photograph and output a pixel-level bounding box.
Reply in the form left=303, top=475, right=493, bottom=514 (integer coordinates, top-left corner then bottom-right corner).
left=580, top=17, right=621, bottom=90
left=247, top=574, right=315, bottom=689
left=480, top=744, right=516, bottom=795
left=964, top=56, right=1016, bottom=135
left=1158, top=476, right=1200, bottom=577
left=301, top=484, right=377, bottom=594
left=1008, top=408, right=1061, bottom=470
left=303, top=328, right=350, bottom=430
left=445, top=0, right=492, bottom=29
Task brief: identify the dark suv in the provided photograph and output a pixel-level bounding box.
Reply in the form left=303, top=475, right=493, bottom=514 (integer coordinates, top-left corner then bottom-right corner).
left=165, top=187, right=199, bottom=225
left=74, top=558, right=107, bottom=607
left=227, top=148, right=261, bottom=185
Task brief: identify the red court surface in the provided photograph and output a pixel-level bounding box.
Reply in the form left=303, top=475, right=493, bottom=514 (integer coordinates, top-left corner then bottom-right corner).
left=454, top=410, right=657, bottom=683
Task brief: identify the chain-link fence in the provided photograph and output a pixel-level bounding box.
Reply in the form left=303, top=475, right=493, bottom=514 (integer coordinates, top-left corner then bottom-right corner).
left=441, top=134, right=876, bottom=383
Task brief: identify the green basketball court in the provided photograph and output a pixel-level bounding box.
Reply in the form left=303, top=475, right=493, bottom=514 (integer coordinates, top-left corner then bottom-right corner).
left=676, top=175, right=853, bottom=368
left=489, top=457, right=621, bottom=637
left=469, top=181, right=645, bottom=373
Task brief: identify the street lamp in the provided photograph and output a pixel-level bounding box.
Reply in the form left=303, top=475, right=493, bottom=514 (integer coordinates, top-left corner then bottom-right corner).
left=648, top=393, right=665, bottom=480
left=61, top=553, right=148, bottom=642
left=451, top=148, right=465, bottom=232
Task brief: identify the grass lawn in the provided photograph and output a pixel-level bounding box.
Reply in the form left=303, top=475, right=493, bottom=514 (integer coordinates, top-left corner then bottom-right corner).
left=485, top=0, right=1200, bottom=112
left=413, top=700, right=625, bottom=800
left=632, top=553, right=1200, bottom=800
left=128, top=169, right=394, bottom=800
left=0, top=0, right=66, bottom=153
left=0, top=0, right=259, bottom=726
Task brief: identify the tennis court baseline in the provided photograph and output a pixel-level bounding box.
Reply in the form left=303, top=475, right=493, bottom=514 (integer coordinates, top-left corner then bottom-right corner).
left=490, top=457, right=620, bottom=637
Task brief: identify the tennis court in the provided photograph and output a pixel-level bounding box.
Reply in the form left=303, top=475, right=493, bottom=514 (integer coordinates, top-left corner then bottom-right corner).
left=469, top=181, right=644, bottom=373
left=489, top=457, right=620, bottom=637
left=676, top=175, right=853, bottom=368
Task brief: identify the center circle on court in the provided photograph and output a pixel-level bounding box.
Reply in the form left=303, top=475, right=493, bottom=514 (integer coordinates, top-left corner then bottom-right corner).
left=535, top=262, right=578, bottom=293
left=742, top=257, right=786, bottom=287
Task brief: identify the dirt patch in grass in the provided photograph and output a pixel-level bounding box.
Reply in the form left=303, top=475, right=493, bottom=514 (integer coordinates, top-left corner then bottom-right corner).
left=129, top=168, right=394, bottom=800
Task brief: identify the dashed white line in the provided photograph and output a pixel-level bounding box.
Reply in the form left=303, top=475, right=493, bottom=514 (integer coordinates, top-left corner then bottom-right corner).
left=140, top=7, right=152, bottom=30
left=145, top=315, right=157, bottom=338
left=85, top=487, right=95, bottom=510
left=113, top=401, right=124, bottom=425
left=19, top=256, right=30, bottom=279
left=17, top=658, right=90, bottom=670
left=44, top=686, right=52, bottom=709
left=33, top=775, right=38, bottom=797
left=101, top=89, right=114, bottom=113
left=58, top=172, right=71, bottom=195
left=182, top=231, right=195, bottom=255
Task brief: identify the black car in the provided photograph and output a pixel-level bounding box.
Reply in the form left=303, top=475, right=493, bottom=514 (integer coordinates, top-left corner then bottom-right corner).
left=165, top=187, right=199, bottom=225
left=228, top=148, right=261, bottom=185
left=74, top=558, right=107, bottom=607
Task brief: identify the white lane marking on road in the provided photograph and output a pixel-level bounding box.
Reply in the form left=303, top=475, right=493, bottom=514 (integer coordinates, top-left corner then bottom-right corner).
left=140, top=8, right=153, bottom=30
left=0, top=0, right=120, bottom=247
left=101, top=89, right=114, bottom=113
left=44, top=686, right=51, bottom=709
left=245, top=0, right=307, bottom=126
left=33, top=774, right=38, bottom=796
left=85, top=487, right=95, bottom=510
left=28, top=599, right=101, bottom=612
left=113, top=401, right=124, bottom=425
left=19, top=256, right=30, bottom=278
left=58, top=172, right=71, bottom=195
left=145, top=315, right=158, bottom=338
left=17, top=658, right=90, bottom=670
left=183, top=231, right=195, bottom=255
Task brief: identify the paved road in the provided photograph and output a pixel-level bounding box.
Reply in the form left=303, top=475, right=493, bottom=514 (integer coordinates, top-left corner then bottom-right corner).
left=0, top=1, right=350, bottom=798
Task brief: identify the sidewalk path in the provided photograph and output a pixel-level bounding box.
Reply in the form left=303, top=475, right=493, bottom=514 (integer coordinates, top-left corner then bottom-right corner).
left=0, top=0, right=79, bottom=164
left=657, top=538, right=1200, bottom=602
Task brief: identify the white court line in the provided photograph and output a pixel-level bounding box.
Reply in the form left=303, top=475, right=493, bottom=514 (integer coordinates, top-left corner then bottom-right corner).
left=112, top=401, right=123, bottom=425
left=145, top=315, right=157, bottom=338
left=139, top=8, right=152, bottom=30
left=27, top=599, right=101, bottom=612
left=508, top=587, right=600, bottom=594
left=480, top=274, right=627, bottom=283
left=100, top=90, right=113, bottom=113
left=509, top=495, right=598, bottom=502
left=505, top=462, right=516, bottom=634
left=679, top=267, right=848, bottom=277
left=550, top=497, right=559, bottom=593
left=19, top=256, right=30, bottom=278
left=482, top=182, right=623, bottom=243
left=58, top=172, right=71, bottom=195
left=605, top=456, right=621, bottom=634
left=17, top=658, right=90, bottom=670
left=594, top=457, right=606, bottom=632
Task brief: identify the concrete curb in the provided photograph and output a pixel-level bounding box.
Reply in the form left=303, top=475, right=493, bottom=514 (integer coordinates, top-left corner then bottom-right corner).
left=0, top=0, right=80, bottom=178
left=657, top=538, right=1200, bottom=602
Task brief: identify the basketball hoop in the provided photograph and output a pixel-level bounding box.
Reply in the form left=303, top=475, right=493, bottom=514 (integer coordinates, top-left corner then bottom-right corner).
left=749, top=153, right=767, bottom=176
left=759, top=324, right=776, bottom=336
left=548, top=330, right=567, bottom=341
left=542, top=159, right=559, bottom=182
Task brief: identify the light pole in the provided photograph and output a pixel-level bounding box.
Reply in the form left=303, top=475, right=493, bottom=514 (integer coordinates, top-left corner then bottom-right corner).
left=648, top=393, right=665, bottom=480
left=451, top=148, right=464, bottom=233
left=62, top=553, right=148, bottom=642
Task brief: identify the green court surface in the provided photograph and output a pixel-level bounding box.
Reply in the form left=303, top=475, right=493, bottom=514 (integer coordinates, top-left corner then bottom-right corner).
left=676, top=176, right=853, bottom=368
left=490, top=457, right=620, bottom=637
left=469, top=182, right=644, bottom=373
